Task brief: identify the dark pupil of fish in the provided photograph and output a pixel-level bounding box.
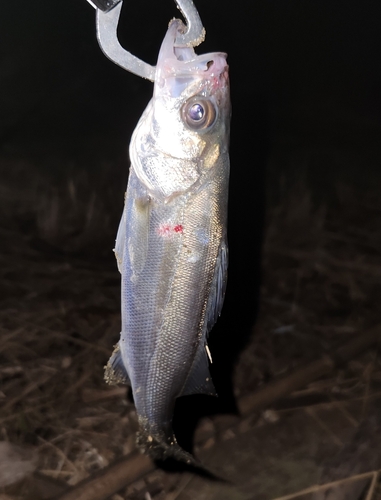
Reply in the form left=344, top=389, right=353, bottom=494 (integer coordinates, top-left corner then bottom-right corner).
left=189, top=103, right=204, bottom=121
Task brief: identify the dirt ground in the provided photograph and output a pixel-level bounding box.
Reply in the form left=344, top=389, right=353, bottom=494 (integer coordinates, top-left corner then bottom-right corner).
left=1, top=149, right=381, bottom=500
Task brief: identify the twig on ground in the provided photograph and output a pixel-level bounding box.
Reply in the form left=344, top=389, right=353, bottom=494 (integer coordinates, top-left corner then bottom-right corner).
left=53, top=452, right=155, bottom=500
left=272, top=470, right=379, bottom=500
left=49, top=326, right=380, bottom=500
left=365, top=471, right=380, bottom=500
left=238, top=326, right=380, bottom=416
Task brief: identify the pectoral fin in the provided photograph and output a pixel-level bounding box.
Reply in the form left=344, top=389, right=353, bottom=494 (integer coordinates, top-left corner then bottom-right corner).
left=114, top=198, right=126, bottom=274
left=115, top=173, right=151, bottom=276
left=128, top=195, right=151, bottom=276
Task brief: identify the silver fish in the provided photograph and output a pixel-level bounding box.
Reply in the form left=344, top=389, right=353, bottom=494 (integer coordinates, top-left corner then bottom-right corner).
left=105, top=19, right=230, bottom=463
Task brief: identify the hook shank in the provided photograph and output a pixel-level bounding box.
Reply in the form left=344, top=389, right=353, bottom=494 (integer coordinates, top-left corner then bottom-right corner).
left=93, top=0, right=205, bottom=80
left=87, top=0, right=122, bottom=12
left=96, top=3, right=156, bottom=81
left=175, top=0, right=205, bottom=47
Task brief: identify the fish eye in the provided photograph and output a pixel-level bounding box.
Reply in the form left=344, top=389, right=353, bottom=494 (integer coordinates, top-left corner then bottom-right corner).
left=181, top=96, right=217, bottom=131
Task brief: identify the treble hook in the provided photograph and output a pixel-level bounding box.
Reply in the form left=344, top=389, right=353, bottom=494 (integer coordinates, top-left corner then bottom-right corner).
left=86, top=0, right=205, bottom=81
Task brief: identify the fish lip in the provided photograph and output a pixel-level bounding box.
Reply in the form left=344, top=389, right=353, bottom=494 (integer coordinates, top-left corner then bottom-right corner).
left=158, top=52, right=229, bottom=80
left=155, top=19, right=229, bottom=83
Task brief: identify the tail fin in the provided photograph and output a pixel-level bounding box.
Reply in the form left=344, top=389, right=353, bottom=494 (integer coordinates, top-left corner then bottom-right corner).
left=136, top=418, right=197, bottom=466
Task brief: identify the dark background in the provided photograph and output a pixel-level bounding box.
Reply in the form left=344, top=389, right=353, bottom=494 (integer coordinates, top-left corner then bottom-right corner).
left=2, top=0, right=381, bottom=287
left=2, top=0, right=381, bottom=171
left=2, top=0, right=381, bottom=207
left=1, top=0, right=381, bottom=249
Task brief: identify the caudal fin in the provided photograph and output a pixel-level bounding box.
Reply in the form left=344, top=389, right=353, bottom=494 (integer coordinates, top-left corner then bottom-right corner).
left=136, top=417, right=198, bottom=466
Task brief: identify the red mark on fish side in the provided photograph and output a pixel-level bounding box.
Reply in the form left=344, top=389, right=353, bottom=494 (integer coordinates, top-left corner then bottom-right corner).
left=157, top=224, right=184, bottom=237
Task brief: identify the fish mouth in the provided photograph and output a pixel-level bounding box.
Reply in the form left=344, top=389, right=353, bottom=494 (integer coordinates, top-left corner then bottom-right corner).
left=154, top=19, right=229, bottom=95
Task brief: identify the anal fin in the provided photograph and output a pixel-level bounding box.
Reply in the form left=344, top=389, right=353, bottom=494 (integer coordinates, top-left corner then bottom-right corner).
left=104, top=342, right=130, bottom=386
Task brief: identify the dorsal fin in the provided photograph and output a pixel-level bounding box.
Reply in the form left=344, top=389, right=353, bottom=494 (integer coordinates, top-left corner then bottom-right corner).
left=104, top=342, right=131, bottom=386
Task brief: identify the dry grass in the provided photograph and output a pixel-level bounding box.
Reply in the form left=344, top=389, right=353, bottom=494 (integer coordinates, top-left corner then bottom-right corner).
left=0, top=156, right=380, bottom=499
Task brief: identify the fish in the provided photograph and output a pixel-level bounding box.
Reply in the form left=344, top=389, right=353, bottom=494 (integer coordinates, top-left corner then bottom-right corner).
left=104, top=18, right=230, bottom=464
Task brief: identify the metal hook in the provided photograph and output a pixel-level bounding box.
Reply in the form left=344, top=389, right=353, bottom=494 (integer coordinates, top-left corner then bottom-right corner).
left=86, top=0, right=205, bottom=81
left=173, top=0, right=205, bottom=48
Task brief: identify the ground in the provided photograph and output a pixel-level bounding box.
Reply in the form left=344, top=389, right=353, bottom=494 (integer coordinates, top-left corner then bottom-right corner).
left=0, top=148, right=381, bottom=499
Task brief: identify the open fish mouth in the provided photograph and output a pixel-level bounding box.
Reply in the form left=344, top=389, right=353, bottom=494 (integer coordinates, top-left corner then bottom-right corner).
left=155, top=19, right=229, bottom=100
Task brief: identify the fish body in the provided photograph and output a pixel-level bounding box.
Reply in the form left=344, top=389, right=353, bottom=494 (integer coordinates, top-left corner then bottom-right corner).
left=105, top=19, right=230, bottom=462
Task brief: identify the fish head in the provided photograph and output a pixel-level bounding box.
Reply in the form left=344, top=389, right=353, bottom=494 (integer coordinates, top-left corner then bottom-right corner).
left=130, top=20, right=230, bottom=199
left=153, top=19, right=231, bottom=158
